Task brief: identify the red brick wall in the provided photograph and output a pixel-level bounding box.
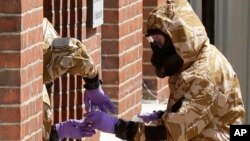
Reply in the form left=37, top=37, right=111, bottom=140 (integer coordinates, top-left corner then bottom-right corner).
left=142, top=0, right=170, bottom=102
left=0, top=0, right=44, bottom=140
left=102, top=0, right=143, bottom=120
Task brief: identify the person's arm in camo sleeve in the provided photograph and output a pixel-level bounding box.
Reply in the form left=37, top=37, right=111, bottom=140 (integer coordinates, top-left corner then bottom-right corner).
left=84, top=111, right=168, bottom=141
left=82, top=100, right=180, bottom=140
left=43, top=37, right=98, bottom=83
left=43, top=37, right=115, bottom=113
left=83, top=0, right=245, bottom=140
left=141, top=0, right=245, bottom=140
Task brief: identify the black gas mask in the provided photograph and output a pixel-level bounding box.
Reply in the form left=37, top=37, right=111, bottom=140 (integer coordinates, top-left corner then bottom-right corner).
left=146, top=29, right=184, bottom=78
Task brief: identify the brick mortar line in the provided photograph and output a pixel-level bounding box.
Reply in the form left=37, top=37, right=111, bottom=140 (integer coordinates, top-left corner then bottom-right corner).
left=102, top=71, right=142, bottom=88
left=112, top=86, right=142, bottom=103
left=102, top=84, right=119, bottom=88
left=0, top=32, right=20, bottom=36
left=20, top=42, right=43, bottom=53
left=143, top=6, right=159, bottom=9
left=103, top=13, right=143, bottom=25
left=22, top=128, right=43, bottom=141
left=143, top=48, right=152, bottom=51
left=102, top=42, right=142, bottom=57
left=0, top=42, right=43, bottom=53
left=0, top=57, right=43, bottom=72
left=119, top=84, right=142, bottom=101
left=0, top=24, right=43, bottom=36
left=0, top=74, right=43, bottom=94
left=104, top=77, right=142, bottom=102
left=158, top=85, right=170, bottom=92
left=143, top=62, right=152, bottom=65
left=86, top=46, right=101, bottom=53
left=120, top=73, right=142, bottom=88
left=0, top=110, right=43, bottom=126
left=22, top=6, right=43, bottom=15
left=101, top=38, right=119, bottom=41
left=117, top=102, right=141, bottom=118
left=84, top=32, right=101, bottom=41
left=103, top=27, right=142, bottom=41
left=94, top=72, right=142, bottom=91
left=0, top=122, right=20, bottom=126
left=101, top=27, right=142, bottom=42
left=0, top=92, right=42, bottom=107
left=0, top=13, right=21, bottom=16
left=0, top=6, right=42, bottom=16
left=84, top=34, right=102, bottom=48
left=0, top=50, right=21, bottom=53
left=104, top=0, right=143, bottom=11
left=102, top=57, right=142, bottom=72
left=21, top=111, right=43, bottom=124
left=0, top=113, right=44, bottom=140
left=142, top=75, right=165, bottom=79
left=120, top=27, right=142, bottom=39
left=89, top=46, right=101, bottom=55
left=22, top=21, right=43, bottom=33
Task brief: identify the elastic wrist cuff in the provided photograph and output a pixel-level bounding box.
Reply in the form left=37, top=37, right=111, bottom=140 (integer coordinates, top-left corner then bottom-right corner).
left=156, top=110, right=165, bottom=118
left=49, top=125, right=59, bottom=141
left=115, top=119, right=139, bottom=140
left=84, top=80, right=102, bottom=89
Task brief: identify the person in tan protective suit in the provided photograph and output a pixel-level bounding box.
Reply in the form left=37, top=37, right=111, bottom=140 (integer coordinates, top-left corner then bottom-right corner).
left=83, top=0, right=245, bottom=140
left=42, top=19, right=115, bottom=141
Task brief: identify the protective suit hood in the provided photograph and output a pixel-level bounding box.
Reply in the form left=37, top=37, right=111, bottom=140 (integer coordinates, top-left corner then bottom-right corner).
left=147, top=0, right=208, bottom=70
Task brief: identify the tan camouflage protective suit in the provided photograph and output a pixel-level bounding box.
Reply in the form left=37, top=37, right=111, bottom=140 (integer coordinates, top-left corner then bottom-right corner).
left=134, top=0, right=245, bottom=140
left=42, top=18, right=98, bottom=141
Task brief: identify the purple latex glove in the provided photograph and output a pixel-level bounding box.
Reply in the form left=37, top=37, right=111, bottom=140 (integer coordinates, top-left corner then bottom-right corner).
left=84, top=87, right=116, bottom=113
left=137, top=111, right=161, bottom=123
left=84, top=111, right=118, bottom=134
left=55, top=119, right=96, bottom=139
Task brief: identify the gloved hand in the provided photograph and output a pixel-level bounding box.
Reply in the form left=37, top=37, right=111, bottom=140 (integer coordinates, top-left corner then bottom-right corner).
left=55, top=119, right=96, bottom=139
left=137, top=111, right=163, bottom=123
left=84, top=111, right=118, bottom=134
left=84, top=87, right=116, bottom=113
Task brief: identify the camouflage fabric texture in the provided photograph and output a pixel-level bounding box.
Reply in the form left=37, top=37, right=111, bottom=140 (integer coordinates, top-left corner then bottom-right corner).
left=43, top=18, right=98, bottom=84
left=43, top=99, right=52, bottom=141
left=42, top=18, right=57, bottom=141
left=41, top=18, right=98, bottom=141
left=43, top=37, right=98, bottom=83
left=134, top=0, right=245, bottom=140
left=42, top=80, right=52, bottom=141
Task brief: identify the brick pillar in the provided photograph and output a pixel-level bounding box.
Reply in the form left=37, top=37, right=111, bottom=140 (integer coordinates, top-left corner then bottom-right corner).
left=44, top=0, right=101, bottom=140
left=143, top=0, right=169, bottom=102
left=0, top=0, right=43, bottom=140
left=102, top=0, right=143, bottom=119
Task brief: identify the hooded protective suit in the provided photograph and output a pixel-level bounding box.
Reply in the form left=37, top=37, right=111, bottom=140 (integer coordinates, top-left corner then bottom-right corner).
left=43, top=19, right=98, bottom=84
left=42, top=18, right=98, bottom=141
left=115, top=0, right=245, bottom=141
